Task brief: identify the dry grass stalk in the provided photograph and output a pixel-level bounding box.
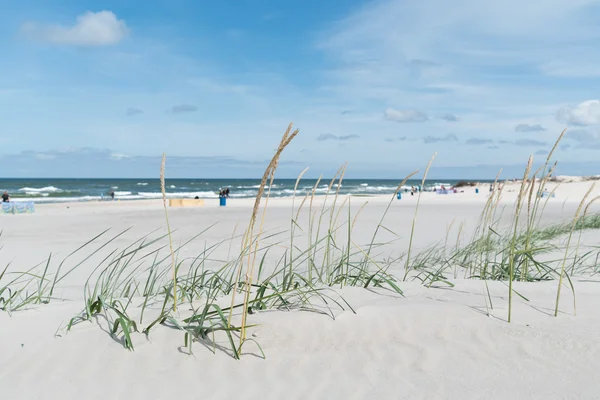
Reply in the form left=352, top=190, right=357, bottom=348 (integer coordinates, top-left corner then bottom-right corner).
left=333, top=195, right=350, bottom=231
left=366, top=169, right=418, bottom=271
left=236, top=123, right=299, bottom=349
left=227, top=124, right=297, bottom=327
left=454, top=221, right=465, bottom=278
left=351, top=201, right=369, bottom=230
left=507, top=155, right=533, bottom=322
left=555, top=182, right=596, bottom=317
left=404, top=153, right=437, bottom=277
left=570, top=195, right=600, bottom=277
left=289, top=167, right=310, bottom=274
left=330, top=164, right=348, bottom=247
left=160, top=153, right=177, bottom=312
left=583, top=195, right=600, bottom=217
left=292, top=167, right=310, bottom=213
left=478, top=168, right=503, bottom=237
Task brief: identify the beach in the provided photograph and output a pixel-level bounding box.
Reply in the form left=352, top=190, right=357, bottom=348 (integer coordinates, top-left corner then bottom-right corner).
left=1, top=178, right=600, bottom=400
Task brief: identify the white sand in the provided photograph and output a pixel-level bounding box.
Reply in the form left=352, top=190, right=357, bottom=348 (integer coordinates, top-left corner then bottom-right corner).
left=1, top=180, right=600, bottom=399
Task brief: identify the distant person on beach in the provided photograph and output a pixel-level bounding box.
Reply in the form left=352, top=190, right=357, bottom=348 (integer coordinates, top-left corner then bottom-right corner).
left=194, top=196, right=199, bottom=199
left=225, top=188, right=230, bottom=197
left=110, top=191, right=115, bottom=200
left=489, top=184, right=493, bottom=192
left=2, top=191, right=9, bottom=202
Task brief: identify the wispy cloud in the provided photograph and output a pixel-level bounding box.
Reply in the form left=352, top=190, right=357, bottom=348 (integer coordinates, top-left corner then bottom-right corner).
left=317, top=133, right=360, bottom=141
left=6, top=1, right=600, bottom=178
left=20, top=11, right=129, bottom=46
left=315, top=0, right=600, bottom=172
left=170, top=104, right=198, bottom=114
left=556, top=100, right=600, bottom=126
left=407, top=59, right=439, bottom=68
left=384, top=108, right=428, bottom=123
left=110, top=153, right=130, bottom=160
left=423, top=133, right=458, bottom=144
left=440, top=114, right=459, bottom=122
left=0, top=148, right=301, bottom=178
left=515, top=123, right=545, bottom=132
left=384, top=136, right=407, bottom=142
left=126, top=107, right=143, bottom=116
left=466, top=138, right=493, bottom=145
left=515, top=139, right=547, bottom=147
left=564, top=129, right=600, bottom=149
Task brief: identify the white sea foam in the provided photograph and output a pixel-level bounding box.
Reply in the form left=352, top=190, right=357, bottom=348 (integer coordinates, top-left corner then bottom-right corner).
left=24, top=192, right=50, bottom=197
left=10, top=196, right=100, bottom=203
left=18, top=186, right=61, bottom=193
left=362, top=185, right=398, bottom=192
left=137, top=182, right=149, bottom=186
left=114, top=191, right=132, bottom=196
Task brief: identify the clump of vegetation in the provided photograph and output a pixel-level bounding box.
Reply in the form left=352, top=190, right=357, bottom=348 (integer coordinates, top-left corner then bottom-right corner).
left=2, top=126, right=599, bottom=357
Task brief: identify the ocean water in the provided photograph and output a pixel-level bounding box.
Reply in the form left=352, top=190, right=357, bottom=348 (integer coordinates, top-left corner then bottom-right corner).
left=0, top=178, right=493, bottom=203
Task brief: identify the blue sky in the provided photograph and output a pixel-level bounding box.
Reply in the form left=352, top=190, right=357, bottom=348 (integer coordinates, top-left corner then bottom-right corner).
left=1, top=0, right=600, bottom=179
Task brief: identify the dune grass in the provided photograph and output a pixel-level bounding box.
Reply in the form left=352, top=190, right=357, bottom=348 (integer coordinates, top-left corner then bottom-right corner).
left=2, top=126, right=600, bottom=355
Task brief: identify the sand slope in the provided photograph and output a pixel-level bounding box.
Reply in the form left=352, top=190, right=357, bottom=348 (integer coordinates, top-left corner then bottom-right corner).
left=1, top=280, right=599, bottom=400
left=1, top=184, right=600, bottom=399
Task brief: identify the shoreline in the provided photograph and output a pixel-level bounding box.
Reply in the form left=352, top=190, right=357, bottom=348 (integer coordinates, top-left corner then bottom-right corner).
left=1, top=177, right=596, bottom=209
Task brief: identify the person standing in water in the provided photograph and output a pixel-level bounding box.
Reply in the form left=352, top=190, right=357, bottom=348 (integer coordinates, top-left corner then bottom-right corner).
left=2, top=191, right=9, bottom=202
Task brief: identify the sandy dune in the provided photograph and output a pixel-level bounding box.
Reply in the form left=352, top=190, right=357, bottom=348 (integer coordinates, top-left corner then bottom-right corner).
left=1, top=180, right=599, bottom=399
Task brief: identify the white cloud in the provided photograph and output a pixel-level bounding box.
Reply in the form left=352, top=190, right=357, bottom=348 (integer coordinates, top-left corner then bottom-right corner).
left=171, top=104, right=198, bottom=113
left=515, top=123, right=546, bottom=132
left=317, top=133, right=360, bottom=141
left=556, top=100, right=600, bottom=126
left=20, top=11, right=128, bottom=46
left=110, top=153, right=130, bottom=160
left=317, top=0, right=600, bottom=118
left=564, top=129, right=600, bottom=149
left=540, top=60, right=600, bottom=78
left=466, top=138, right=493, bottom=145
left=310, top=0, right=600, bottom=169
left=515, top=139, right=547, bottom=147
left=440, top=114, right=459, bottom=122
left=423, top=133, right=458, bottom=144
left=34, top=153, right=56, bottom=160
left=384, top=108, right=428, bottom=123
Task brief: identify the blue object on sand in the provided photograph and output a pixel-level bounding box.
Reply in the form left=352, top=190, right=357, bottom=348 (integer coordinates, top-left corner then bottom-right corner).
left=219, top=196, right=227, bottom=206
left=475, top=188, right=479, bottom=194
left=397, top=192, right=402, bottom=200
left=1, top=202, right=35, bottom=214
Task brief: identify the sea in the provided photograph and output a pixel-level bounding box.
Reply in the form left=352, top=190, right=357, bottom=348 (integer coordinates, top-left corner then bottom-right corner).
left=0, top=178, right=495, bottom=203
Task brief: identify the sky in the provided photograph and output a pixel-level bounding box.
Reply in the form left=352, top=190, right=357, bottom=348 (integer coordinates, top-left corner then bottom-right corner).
left=1, top=0, right=600, bottom=179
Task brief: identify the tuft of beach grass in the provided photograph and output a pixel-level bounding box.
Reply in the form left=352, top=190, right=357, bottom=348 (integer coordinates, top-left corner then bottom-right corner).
left=161, top=153, right=177, bottom=312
